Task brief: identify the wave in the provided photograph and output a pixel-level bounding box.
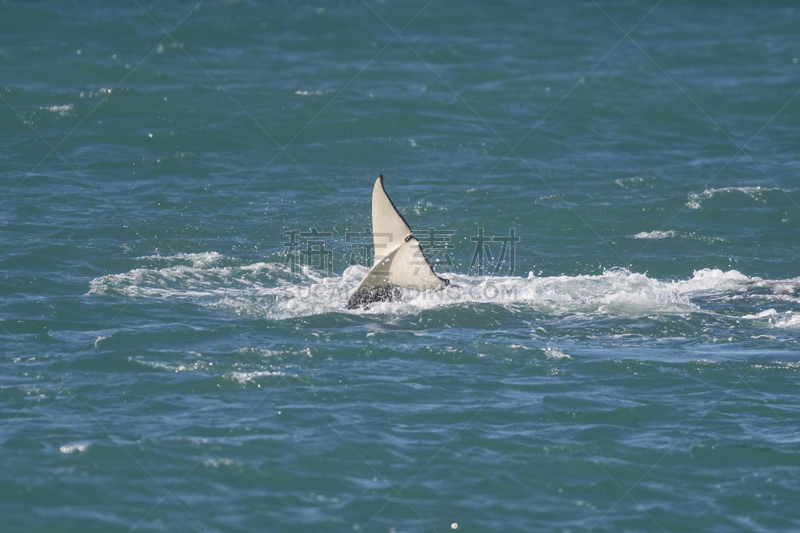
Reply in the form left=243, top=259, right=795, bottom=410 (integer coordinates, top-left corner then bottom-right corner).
left=630, top=230, right=677, bottom=239
left=88, top=253, right=800, bottom=325
left=686, top=186, right=792, bottom=209
left=628, top=230, right=725, bottom=244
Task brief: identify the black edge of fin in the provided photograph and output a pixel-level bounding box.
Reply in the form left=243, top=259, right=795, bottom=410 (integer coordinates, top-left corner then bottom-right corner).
left=377, top=174, right=449, bottom=287
left=376, top=173, right=415, bottom=239
left=346, top=174, right=450, bottom=310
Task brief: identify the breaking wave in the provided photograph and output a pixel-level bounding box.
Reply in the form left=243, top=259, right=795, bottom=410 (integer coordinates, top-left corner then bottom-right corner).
left=88, top=253, right=800, bottom=325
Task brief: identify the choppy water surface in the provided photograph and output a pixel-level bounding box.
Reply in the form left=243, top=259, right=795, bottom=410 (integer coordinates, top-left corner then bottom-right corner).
left=2, top=1, right=800, bottom=532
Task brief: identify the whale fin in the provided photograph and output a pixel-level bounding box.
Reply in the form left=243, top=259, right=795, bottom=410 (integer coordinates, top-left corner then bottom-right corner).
left=371, top=175, right=413, bottom=265
left=346, top=175, right=449, bottom=309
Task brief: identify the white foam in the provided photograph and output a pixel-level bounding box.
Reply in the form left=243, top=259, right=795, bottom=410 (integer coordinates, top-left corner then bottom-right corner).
left=244, top=266, right=723, bottom=318
left=631, top=230, right=677, bottom=239
left=227, top=370, right=286, bottom=385
left=628, top=231, right=725, bottom=244
left=204, top=458, right=243, bottom=468
left=60, top=442, right=90, bottom=454
left=738, top=309, right=800, bottom=330
left=544, top=347, right=571, bottom=360
left=771, top=312, right=800, bottom=329
left=42, top=104, right=73, bottom=116
left=741, top=309, right=778, bottom=319
left=614, top=176, right=658, bottom=189
left=686, top=186, right=784, bottom=209
left=88, top=254, right=800, bottom=321
left=137, top=251, right=224, bottom=267
left=129, top=358, right=213, bottom=373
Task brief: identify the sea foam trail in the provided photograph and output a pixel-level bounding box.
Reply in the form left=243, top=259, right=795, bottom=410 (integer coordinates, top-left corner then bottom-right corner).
left=88, top=254, right=800, bottom=323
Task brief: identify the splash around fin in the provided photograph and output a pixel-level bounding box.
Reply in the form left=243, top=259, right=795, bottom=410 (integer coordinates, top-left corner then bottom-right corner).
left=346, top=175, right=449, bottom=309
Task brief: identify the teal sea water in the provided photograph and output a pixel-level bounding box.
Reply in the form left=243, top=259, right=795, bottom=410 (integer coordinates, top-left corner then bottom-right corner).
left=2, top=1, right=800, bottom=531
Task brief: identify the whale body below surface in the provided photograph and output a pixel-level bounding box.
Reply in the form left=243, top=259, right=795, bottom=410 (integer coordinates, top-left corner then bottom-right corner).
left=346, top=175, right=450, bottom=309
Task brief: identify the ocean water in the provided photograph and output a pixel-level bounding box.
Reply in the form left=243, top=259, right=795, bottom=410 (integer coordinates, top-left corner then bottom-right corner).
left=2, top=1, right=800, bottom=531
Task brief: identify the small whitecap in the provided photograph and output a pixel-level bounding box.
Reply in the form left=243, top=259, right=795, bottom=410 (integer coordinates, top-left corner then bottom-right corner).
left=772, top=312, right=800, bottom=329
left=204, top=457, right=237, bottom=468
left=631, top=230, right=676, bottom=239
left=686, top=186, right=783, bottom=209
left=614, top=176, right=657, bottom=189
left=544, top=347, right=571, bottom=360
left=42, top=104, right=73, bottom=116
left=228, top=370, right=285, bottom=385
left=60, top=442, right=90, bottom=454
left=741, top=309, right=778, bottom=319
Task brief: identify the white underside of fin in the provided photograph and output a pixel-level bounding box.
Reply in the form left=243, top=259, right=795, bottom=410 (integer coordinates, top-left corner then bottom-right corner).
left=352, top=236, right=448, bottom=294
left=347, top=176, right=448, bottom=308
